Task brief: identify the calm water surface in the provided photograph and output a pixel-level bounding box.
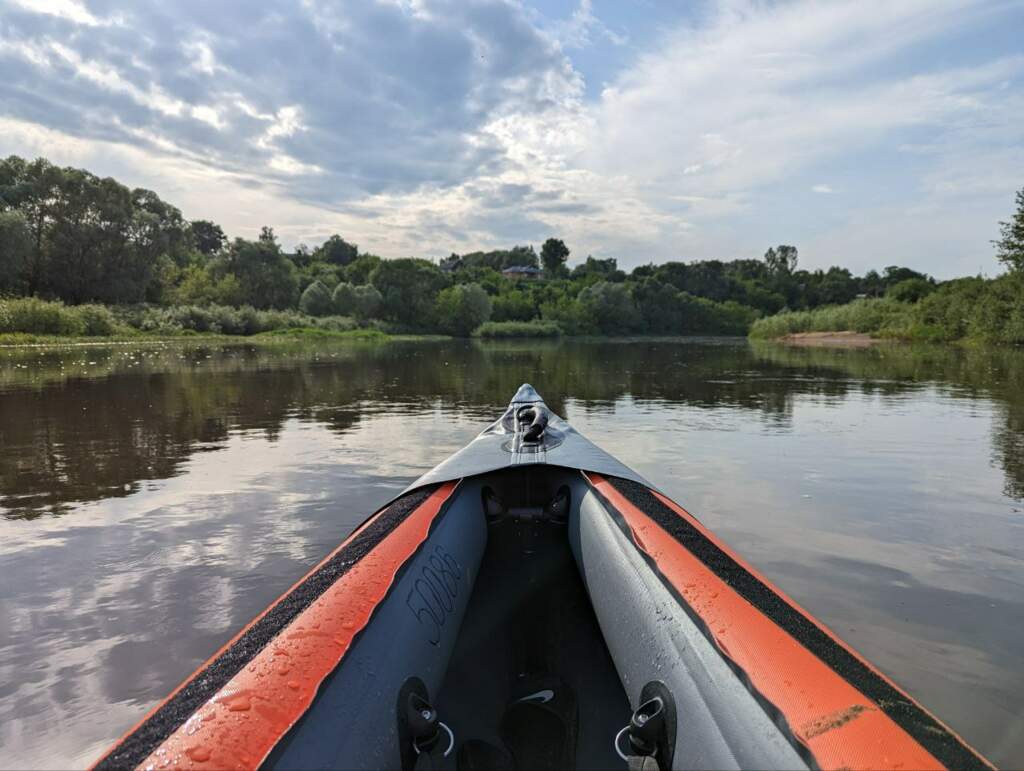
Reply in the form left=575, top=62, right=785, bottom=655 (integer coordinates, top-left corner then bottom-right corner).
left=1, top=338, right=1022, bottom=768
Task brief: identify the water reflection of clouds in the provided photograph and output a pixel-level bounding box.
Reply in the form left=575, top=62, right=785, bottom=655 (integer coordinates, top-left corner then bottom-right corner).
left=1, top=417, right=430, bottom=768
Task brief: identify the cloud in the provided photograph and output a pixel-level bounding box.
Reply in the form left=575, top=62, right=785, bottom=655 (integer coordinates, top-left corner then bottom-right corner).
left=0, top=0, right=579, bottom=202
left=550, top=0, right=628, bottom=49
left=0, top=0, right=1021, bottom=274
left=578, top=0, right=1024, bottom=271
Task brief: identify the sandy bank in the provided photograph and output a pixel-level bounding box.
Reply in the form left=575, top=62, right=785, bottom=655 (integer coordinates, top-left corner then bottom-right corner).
left=779, top=331, right=879, bottom=347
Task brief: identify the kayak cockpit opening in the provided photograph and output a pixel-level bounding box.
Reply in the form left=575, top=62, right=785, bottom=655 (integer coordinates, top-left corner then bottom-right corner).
left=431, top=465, right=631, bottom=770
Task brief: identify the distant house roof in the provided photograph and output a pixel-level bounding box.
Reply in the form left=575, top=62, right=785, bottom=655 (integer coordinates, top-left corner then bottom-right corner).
left=501, top=265, right=542, bottom=275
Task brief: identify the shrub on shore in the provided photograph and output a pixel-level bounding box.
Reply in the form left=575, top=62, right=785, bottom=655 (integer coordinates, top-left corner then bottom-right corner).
left=475, top=320, right=562, bottom=338
left=750, top=274, right=1024, bottom=345
left=0, top=298, right=359, bottom=339
left=0, top=298, right=123, bottom=336
left=748, top=298, right=913, bottom=339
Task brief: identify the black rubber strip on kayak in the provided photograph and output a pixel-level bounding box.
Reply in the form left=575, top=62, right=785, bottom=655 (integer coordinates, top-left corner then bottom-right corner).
left=95, top=484, right=439, bottom=771
left=588, top=478, right=817, bottom=770
left=602, top=476, right=989, bottom=771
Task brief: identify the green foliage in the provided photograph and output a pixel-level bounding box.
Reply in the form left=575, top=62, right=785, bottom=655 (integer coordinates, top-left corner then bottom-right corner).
left=0, top=210, right=31, bottom=291
left=298, top=261, right=342, bottom=292
left=299, top=280, right=334, bottom=316
left=0, top=156, right=189, bottom=302
left=0, top=297, right=85, bottom=335
left=886, top=278, right=936, bottom=303
left=221, top=235, right=299, bottom=310
left=172, top=265, right=244, bottom=306
left=578, top=281, right=642, bottom=334
left=540, top=295, right=595, bottom=335
left=435, top=283, right=492, bottom=336
left=475, top=320, right=562, bottom=338
left=0, top=298, right=121, bottom=336
left=491, top=289, right=536, bottom=322
left=4, top=153, right=1021, bottom=345
left=764, top=245, right=798, bottom=275
left=370, top=258, right=447, bottom=328
left=994, top=188, right=1024, bottom=273
left=571, top=256, right=625, bottom=283
left=116, top=304, right=357, bottom=336
left=455, top=245, right=539, bottom=271
left=540, top=238, right=570, bottom=278
left=74, top=304, right=119, bottom=336
left=352, top=285, right=383, bottom=320
left=190, top=220, right=226, bottom=255
left=344, top=254, right=382, bottom=285
left=332, top=282, right=357, bottom=315
left=750, top=298, right=918, bottom=339
left=314, top=235, right=359, bottom=266
left=332, top=282, right=383, bottom=321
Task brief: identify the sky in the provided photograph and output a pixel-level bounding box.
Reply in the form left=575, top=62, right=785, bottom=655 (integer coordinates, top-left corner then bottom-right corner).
left=1, top=0, right=1022, bottom=277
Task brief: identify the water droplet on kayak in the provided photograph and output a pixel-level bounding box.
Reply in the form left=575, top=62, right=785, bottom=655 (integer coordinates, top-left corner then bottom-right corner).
left=278, top=666, right=291, bottom=676
left=185, top=746, right=211, bottom=763
left=287, top=681, right=300, bottom=691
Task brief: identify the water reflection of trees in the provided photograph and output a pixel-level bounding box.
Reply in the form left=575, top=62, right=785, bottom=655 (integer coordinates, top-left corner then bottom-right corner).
left=749, top=342, right=1024, bottom=501
left=2, top=338, right=1022, bottom=519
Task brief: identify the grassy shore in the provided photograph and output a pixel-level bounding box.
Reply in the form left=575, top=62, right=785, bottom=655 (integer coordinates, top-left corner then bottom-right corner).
left=474, top=320, right=562, bottom=338
left=750, top=274, right=1024, bottom=346
left=0, top=327, right=410, bottom=348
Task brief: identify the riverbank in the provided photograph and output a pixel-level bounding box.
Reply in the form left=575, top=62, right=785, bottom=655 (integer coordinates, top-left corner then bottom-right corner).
left=0, top=328, right=408, bottom=348
left=750, top=273, right=1024, bottom=345
left=776, top=331, right=879, bottom=347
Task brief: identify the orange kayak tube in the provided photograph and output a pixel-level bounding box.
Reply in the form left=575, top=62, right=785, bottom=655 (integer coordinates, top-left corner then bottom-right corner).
left=92, top=482, right=458, bottom=771
left=586, top=473, right=993, bottom=771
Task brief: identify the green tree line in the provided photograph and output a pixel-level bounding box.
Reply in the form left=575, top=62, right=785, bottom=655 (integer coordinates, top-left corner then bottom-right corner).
left=2, top=155, right=1020, bottom=338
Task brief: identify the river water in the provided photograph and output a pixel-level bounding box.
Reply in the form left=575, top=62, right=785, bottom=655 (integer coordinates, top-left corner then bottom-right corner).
left=0, top=337, right=1021, bottom=768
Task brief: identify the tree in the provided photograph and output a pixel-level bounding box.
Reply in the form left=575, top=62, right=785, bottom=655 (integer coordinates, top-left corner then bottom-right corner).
left=571, top=256, right=625, bottom=283
left=578, top=281, right=641, bottom=334
left=190, top=220, right=226, bottom=256
left=332, top=282, right=382, bottom=320
left=764, top=245, right=798, bottom=275
left=299, top=280, right=334, bottom=316
left=887, top=278, right=935, bottom=303
left=222, top=235, right=299, bottom=309
left=370, top=258, right=447, bottom=327
left=0, top=211, right=31, bottom=292
left=633, top=278, right=683, bottom=333
left=883, top=266, right=930, bottom=285
left=994, top=188, right=1024, bottom=273
left=435, top=283, right=492, bottom=336
left=344, top=254, right=381, bottom=285
left=541, top=238, right=570, bottom=278
left=492, top=288, right=536, bottom=321
left=816, top=267, right=859, bottom=305
left=314, top=235, right=359, bottom=267
left=352, top=284, right=383, bottom=320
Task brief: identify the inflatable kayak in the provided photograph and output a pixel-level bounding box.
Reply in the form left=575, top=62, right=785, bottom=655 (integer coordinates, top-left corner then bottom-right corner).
left=94, top=385, right=993, bottom=771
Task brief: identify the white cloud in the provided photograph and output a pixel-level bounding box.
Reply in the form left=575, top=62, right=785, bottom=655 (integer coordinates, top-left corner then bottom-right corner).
left=812, top=185, right=834, bottom=194
left=575, top=0, right=1024, bottom=270
left=9, top=0, right=101, bottom=26
left=550, top=0, right=628, bottom=49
